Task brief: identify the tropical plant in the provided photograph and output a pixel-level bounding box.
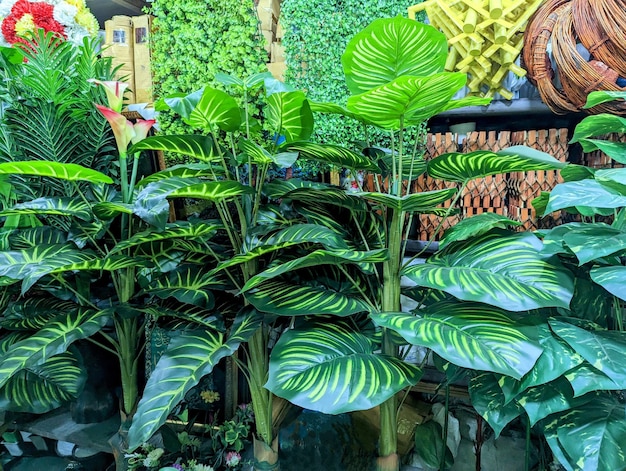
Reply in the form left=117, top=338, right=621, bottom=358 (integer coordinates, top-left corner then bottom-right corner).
left=228, top=16, right=573, bottom=471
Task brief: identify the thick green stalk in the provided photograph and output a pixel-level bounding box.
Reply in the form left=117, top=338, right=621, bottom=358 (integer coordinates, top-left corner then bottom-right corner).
left=119, top=152, right=129, bottom=203
left=248, top=325, right=273, bottom=445
left=128, top=153, right=140, bottom=198
left=378, top=207, right=403, bottom=471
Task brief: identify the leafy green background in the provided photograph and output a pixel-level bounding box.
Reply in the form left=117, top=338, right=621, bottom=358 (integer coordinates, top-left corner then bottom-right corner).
left=147, top=0, right=267, bottom=139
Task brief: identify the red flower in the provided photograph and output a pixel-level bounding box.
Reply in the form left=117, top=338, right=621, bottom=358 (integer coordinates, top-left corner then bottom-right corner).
left=2, top=0, right=66, bottom=46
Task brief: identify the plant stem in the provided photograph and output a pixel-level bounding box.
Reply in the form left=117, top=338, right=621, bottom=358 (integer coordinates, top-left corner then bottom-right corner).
left=440, top=384, right=450, bottom=471
left=247, top=325, right=273, bottom=445
left=128, top=153, right=140, bottom=198
left=525, top=414, right=531, bottom=471
left=119, top=152, right=129, bottom=203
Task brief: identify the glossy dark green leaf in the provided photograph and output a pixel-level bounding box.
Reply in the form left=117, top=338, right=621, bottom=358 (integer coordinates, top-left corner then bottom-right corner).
left=0, top=298, right=78, bottom=330
left=0, top=197, right=92, bottom=221
left=549, top=319, right=626, bottom=387
left=565, top=363, right=623, bottom=397
left=560, top=224, right=626, bottom=265
left=265, top=320, right=422, bottom=414
left=413, top=420, right=453, bottom=470
left=155, top=88, right=203, bottom=117
left=342, top=16, right=447, bottom=94
left=111, top=222, right=221, bottom=254
left=372, top=300, right=542, bottom=379
left=576, top=139, right=626, bottom=165
left=168, top=180, right=254, bottom=202
left=130, top=135, right=216, bottom=163
left=439, top=213, right=521, bottom=249
left=571, top=113, right=626, bottom=144
left=428, top=146, right=566, bottom=183
left=127, top=308, right=262, bottom=450
left=584, top=91, right=626, bottom=108
left=469, top=372, right=522, bottom=438
left=143, top=266, right=220, bottom=308
left=515, top=377, right=578, bottom=426
left=590, top=266, right=626, bottom=301
left=541, top=393, right=626, bottom=471
left=403, top=231, right=574, bottom=311
left=137, top=163, right=222, bottom=187
left=285, top=187, right=371, bottom=212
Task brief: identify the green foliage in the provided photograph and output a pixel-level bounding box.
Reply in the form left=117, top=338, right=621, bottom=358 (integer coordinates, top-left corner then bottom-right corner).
left=147, top=0, right=267, bottom=139
left=281, top=0, right=427, bottom=174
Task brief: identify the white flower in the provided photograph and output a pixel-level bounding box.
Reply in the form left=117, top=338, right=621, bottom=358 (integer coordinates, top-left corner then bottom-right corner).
left=53, top=3, right=78, bottom=26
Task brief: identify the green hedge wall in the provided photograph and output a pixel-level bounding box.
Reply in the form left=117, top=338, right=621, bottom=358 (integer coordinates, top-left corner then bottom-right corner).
left=281, top=0, right=425, bottom=159
left=148, top=0, right=267, bottom=136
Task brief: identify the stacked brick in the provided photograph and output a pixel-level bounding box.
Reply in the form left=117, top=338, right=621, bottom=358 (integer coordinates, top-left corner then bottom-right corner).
left=257, top=0, right=286, bottom=81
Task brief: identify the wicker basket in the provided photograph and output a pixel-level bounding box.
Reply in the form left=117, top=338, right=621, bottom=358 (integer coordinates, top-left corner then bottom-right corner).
left=522, top=0, right=626, bottom=115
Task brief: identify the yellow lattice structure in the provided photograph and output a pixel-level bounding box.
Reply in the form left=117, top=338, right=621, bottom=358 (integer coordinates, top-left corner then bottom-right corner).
left=408, top=0, right=542, bottom=99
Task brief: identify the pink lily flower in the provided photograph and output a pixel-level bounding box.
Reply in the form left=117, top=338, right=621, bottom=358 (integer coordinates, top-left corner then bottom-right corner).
left=95, top=104, right=135, bottom=156
left=131, top=119, right=157, bottom=145
left=89, top=79, right=129, bottom=113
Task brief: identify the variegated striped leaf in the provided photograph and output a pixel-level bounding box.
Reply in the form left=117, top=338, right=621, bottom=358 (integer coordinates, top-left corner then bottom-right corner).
left=167, top=180, right=254, bottom=202
left=541, top=393, right=626, bottom=471
left=263, top=179, right=329, bottom=200
left=0, top=309, right=109, bottom=389
left=266, top=91, right=313, bottom=142
left=404, top=231, right=574, bottom=311
left=129, top=136, right=217, bottom=163
left=347, top=73, right=467, bottom=129
left=186, top=87, right=241, bottom=132
left=134, top=241, right=185, bottom=272
left=439, top=213, right=522, bottom=249
left=342, top=16, right=447, bottom=94
left=280, top=141, right=381, bottom=173
left=565, top=363, right=623, bottom=397
left=68, top=220, right=109, bottom=249
left=111, top=222, right=222, bottom=254
left=242, top=248, right=388, bottom=292
left=0, top=197, right=92, bottom=221
left=285, top=187, right=370, bottom=212
left=362, top=188, right=457, bottom=212
left=372, top=300, right=542, bottom=379
left=143, top=266, right=224, bottom=308
left=514, top=376, right=587, bottom=426
left=239, top=137, right=297, bottom=168
left=127, top=307, right=262, bottom=450
left=469, top=372, right=523, bottom=438
left=594, top=168, right=626, bottom=193
left=92, top=202, right=134, bottom=219
left=8, top=227, right=67, bottom=248
left=246, top=279, right=371, bottom=317
left=265, top=320, right=422, bottom=413
left=0, top=351, right=86, bottom=413
left=137, top=163, right=223, bottom=188
left=0, top=298, right=79, bottom=330
left=245, top=224, right=349, bottom=252
left=309, top=101, right=372, bottom=124
left=428, top=146, right=566, bottom=183
left=544, top=180, right=626, bottom=214
left=577, top=139, right=626, bottom=164
left=0, top=244, right=97, bottom=294
left=50, top=254, right=148, bottom=274
left=590, top=266, right=626, bottom=301
left=0, top=161, right=113, bottom=184
left=141, top=303, right=224, bottom=330
left=440, top=95, right=491, bottom=111
left=549, top=319, right=626, bottom=387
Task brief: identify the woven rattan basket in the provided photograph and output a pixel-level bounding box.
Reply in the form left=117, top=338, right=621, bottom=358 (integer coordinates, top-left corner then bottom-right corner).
left=522, top=0, right=626, bottom=115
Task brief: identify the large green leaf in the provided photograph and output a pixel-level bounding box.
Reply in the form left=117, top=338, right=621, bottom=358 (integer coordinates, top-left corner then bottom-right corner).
left=576, top=139, right=626, bottom=165
left=0, top=309, right=109, bottom=389
left=246, top=279, right=371, bottom=317
left=363, top=188, right=456, bottom=213
left=0, top=298, right=78, bottom=330
left=246, top=223, right=349, bottom=252
left=545, top=180, right=626, bottom=214
left=439, top=213, right=522, bottom=249
left=427, top=146, right=566, bottom=183
left=559, top=224, right=626, bottom=265
left=413, top=421, right=453, bottom=470
left=167, top=180, right=254, bottom=202
left=0, top=161, right=112, bottom=184
left=129, top=136, right=217, bottom=163
left=0, top=351, right=86, bottom=413
left=584, top=91, right=626, bottom=109
left=565, top=363, right=623, bottom=397
left=590, top=266, right=626, bottom=301
left=155, top=88, right=203, bottom=118
left=137, top=164, right=222, bottom=188
left=403, top=231, right=574, bottom=311
left=143, top=266, right=221, bottom=308
left=280, top=141, right=380, bottom=173
left=346, top=73, right=467, bottom=129
left=341, top=16, right=447, bottom=95
left=372, top=300, right=542, bottom=379
left=541, top=394, right=626, bottom=471
left=185, top=87, right=241, bottom=132
left=549, top=319, right=626, bottom=387
left=265, top=320, right=422, bottom=414
left=239, top=137, right=296, bottom=168
left=309, top=101, right=371, bottom=124
left=265, top=91, right=313, bottom=142
left=515, top=377, right=581, bottom=426
left=571, top=113, right=626, bottom=144
left=284, top=187, right=371, bottom=212
left=111, top=222, right=222, bottom=254
left=127, top=308, right=262, bottom=450
left=0, top=197, right=92, bottom=221
left=469, top=372, right=522, bottom=438
left=0, top=244, right=97, bottom=294
left=242, top=248, right=388, bottom=292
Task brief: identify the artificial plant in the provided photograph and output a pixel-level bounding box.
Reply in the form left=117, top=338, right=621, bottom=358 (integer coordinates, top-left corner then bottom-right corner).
left=242, top=16, right=574, bottom=471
